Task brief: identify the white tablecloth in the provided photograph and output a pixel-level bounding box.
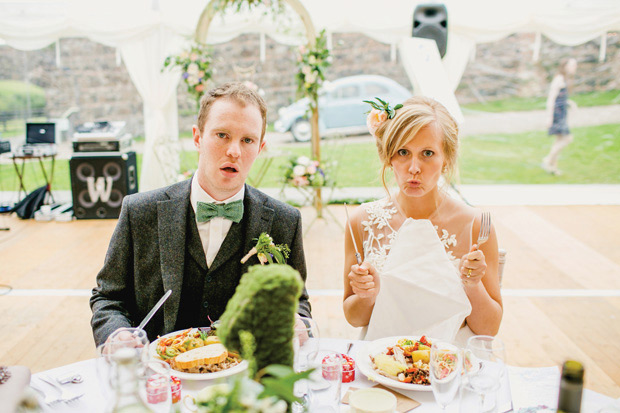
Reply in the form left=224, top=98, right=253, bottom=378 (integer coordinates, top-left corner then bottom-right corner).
left=30, top=338, right=617, bottom=413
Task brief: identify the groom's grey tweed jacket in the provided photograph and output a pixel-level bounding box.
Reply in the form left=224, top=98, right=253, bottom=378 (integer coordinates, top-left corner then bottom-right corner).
left=89, top=179, right=311, bottom=346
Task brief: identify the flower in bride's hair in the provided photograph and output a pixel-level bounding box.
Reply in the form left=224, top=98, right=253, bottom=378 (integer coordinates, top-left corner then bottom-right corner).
left=366, top=109, right=388, bottom=136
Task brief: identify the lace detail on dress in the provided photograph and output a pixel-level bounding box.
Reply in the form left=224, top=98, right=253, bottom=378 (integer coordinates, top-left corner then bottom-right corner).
left=436, top=225, right=459, bottom=264
left=362, top=198, right=460, bottom=272
left=361, top=199, right=398, bottom=272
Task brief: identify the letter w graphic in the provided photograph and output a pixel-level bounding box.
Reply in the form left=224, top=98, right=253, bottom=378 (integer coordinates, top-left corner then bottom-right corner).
left=86, top=176, right=113, bottom=203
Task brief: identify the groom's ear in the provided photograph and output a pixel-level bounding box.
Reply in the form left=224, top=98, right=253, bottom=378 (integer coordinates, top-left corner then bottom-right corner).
left=258, top=140, right=266, bottom=153
left=192, top=125, right=201, bottom=149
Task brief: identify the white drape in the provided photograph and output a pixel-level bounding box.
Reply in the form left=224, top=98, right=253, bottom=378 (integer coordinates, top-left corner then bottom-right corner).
left=120, top=26, right=184, bottom=191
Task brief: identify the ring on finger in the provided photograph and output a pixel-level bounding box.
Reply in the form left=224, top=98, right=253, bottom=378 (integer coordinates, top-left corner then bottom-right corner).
left=466, top=268, right=472, bottom=278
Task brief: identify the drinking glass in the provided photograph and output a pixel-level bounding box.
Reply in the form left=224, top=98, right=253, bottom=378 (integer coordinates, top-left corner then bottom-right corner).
left=95, top=344, right=115, bottom=411
left=292, top=317, right=320, bottom=413
left=463, top=335, right=506, bottom=413
left=309, top=350, right=342, bottom=413
left=96, top=327, right=150, bottom=411
left=138, top=360, right=172, bottom=413
left=430, top=341, right=462, bottom=410
left=293, top=317, right=320, bottom=372
left=105, top=327, right=150, bottom=364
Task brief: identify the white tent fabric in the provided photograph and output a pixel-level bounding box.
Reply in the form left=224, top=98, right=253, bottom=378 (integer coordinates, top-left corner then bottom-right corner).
left=2, top=0, right=620, bottom=190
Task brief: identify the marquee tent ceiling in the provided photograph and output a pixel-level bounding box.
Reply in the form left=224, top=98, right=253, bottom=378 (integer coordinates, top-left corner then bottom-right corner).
left=2, top=0, right=619, bottom=48
left=1, top=0, right=619, bottom=190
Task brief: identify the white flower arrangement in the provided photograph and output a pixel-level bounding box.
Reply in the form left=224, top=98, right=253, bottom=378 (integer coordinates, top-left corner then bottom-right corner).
left=282, top=156, right=332, bottom=188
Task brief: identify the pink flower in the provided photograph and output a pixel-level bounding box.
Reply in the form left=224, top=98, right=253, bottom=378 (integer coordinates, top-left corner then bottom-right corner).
left=292, top=176, right=309, bottom=187
left=195, top=84, right=205, bottom=92
left=366, top=109, right=388, bottom=137
left=190, top=53, right=198, bottom=61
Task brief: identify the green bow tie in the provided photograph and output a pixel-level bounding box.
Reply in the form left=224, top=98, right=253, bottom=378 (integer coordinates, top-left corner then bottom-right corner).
left=196, top=200, right=244, bottom=223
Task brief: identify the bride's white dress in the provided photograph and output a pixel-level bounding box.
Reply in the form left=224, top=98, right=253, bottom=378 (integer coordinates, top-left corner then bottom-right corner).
left=357, top=196, right=475, bottom=344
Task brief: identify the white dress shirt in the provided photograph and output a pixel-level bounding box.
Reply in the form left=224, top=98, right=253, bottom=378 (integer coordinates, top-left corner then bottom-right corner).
left=190, top=176, right=245, bottom=267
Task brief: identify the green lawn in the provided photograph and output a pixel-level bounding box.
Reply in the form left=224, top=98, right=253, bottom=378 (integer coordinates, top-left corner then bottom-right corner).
left=462, top=90, right=620, bottom=113
left=1, top=123, right=619, bottom=194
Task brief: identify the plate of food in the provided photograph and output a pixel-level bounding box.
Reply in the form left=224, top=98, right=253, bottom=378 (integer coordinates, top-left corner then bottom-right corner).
left=356, top=335, right=433, bottom=391
left=149, top=327, right=247, bottom=381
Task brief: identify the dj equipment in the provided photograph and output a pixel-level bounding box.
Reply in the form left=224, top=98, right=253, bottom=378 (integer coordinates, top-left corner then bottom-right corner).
left=69, top=151, right=138, bottom=219
left=26, top=122, right=56, bottom=144
left=14, top=123, right=57, bottom=156
left=0, top=140, right=10, bottom=155
left=412, top=4, right=448, bottom=58
left=72, top=121, right=132, bottom=153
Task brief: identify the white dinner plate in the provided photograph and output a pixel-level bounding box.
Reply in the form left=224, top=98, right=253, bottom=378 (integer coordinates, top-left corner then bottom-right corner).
left=356, top=335, right=432, bottom=392
left=149, top=329, right=248, bottom=381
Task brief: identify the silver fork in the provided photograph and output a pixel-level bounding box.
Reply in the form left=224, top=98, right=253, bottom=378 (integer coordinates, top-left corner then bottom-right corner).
left=38, top=375, right=84, bottom=403
left=31, top=384, right=61, bottom=406
left=476, top=211, right=491, bottom=248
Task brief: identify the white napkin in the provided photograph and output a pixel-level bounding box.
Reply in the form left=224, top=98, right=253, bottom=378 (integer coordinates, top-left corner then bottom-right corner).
left=364, top=218, right=472, bottom=342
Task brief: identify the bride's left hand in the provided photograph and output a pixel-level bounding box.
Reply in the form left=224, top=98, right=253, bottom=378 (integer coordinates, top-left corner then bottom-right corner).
left=460, top=245, right=487, bottom=285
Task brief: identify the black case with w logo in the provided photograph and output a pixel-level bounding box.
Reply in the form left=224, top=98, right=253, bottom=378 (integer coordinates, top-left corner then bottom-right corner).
left=69, top=151, right=138, bottom=219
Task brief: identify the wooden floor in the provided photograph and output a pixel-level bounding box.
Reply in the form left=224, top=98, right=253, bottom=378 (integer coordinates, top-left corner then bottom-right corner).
left=0, top=204, right=619, bottom=398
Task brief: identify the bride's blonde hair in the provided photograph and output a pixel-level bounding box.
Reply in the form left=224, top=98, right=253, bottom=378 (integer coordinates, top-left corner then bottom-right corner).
left=373, top=96, right=459, bottom=192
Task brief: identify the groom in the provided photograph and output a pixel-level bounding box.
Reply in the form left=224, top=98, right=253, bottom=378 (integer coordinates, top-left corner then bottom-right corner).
left=90, top=82, right=311, bottom=346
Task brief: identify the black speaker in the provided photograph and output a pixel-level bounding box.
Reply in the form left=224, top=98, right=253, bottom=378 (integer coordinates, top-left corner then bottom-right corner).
left=412, top=3, right=448, bottom=58
left=69, top=152, right=138, bottom=219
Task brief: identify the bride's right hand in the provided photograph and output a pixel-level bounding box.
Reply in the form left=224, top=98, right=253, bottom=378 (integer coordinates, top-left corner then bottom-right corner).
left=348, top=262, right=380, bottom=301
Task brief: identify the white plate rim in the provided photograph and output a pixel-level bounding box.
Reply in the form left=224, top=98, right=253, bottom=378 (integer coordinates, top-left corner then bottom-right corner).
left=149, top=329, right=248, bottom=381
left=355, top=335, right=433, bottom=392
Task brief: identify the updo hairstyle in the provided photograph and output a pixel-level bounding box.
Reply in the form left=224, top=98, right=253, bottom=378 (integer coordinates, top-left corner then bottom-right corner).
left=373, top=96, right=459, bottom=191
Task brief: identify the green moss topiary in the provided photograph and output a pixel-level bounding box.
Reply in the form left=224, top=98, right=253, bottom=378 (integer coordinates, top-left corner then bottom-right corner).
left=217, top=264, right=303, bottom=374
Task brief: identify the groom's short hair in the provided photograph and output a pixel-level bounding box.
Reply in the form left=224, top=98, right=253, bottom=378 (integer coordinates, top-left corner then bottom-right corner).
left=197, top=82, right=268, bottom=143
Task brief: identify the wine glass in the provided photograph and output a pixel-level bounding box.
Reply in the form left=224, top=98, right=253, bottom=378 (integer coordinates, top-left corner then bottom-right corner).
left=430, top=341, right=462, bottom=410
left=138, top=359, right=172, bottom=413
left=463, top=335, right=506, bottom=413
left=292, top=317, right=320, bottom=413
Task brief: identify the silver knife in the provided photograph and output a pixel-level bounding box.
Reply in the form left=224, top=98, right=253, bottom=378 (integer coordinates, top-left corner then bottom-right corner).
left=136, top=289, right=172, bottom=332
left=344, top=203, right=362, bottom=265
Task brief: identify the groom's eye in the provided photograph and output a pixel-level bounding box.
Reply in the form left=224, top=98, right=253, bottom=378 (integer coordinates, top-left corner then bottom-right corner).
left=217, top=132, right=227, bottom=139
left=243, top=137, right=254, bottom=144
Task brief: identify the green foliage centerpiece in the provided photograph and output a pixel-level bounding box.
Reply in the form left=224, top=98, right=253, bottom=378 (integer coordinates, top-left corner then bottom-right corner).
left=195, top=264, right=311, bottom=412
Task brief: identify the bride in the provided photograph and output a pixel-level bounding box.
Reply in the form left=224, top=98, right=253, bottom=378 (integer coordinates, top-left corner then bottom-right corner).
left=343, top=96, right=502, bottom=343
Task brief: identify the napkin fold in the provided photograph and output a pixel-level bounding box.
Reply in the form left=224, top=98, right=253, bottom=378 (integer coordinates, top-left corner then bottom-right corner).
left=364, top=219, right=472, bottom=342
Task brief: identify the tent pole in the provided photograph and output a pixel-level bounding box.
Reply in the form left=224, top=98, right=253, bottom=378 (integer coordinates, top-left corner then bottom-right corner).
left=310, top=106, right=322, bottom=217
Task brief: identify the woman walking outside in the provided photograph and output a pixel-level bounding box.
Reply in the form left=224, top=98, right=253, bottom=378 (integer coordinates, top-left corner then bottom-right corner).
left=542, top=58, right=578, bottom=175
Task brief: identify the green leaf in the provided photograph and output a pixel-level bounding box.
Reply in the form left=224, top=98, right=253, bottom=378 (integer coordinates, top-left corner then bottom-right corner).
left=394, top=103, right=403, bottom=110
left=375, top=97, right=388, bottom=106
left=261, top=364, right=295, bottom=378
left=271, top=248, right=285, bottom=264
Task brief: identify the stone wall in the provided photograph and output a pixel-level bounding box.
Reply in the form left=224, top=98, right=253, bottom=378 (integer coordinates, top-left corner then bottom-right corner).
left=1, top=32, right=618, bottom=136
left=0, top=39, right=143, bottom=133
